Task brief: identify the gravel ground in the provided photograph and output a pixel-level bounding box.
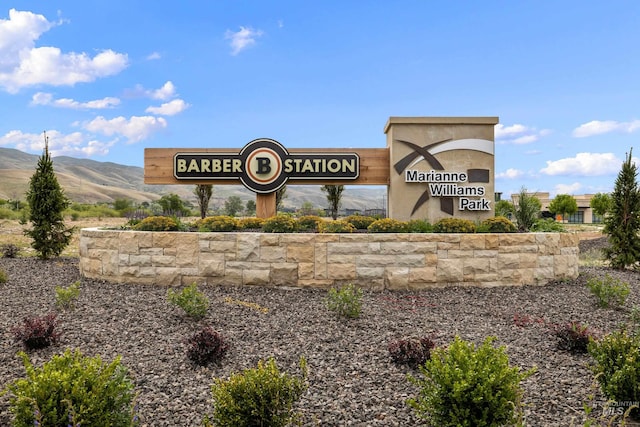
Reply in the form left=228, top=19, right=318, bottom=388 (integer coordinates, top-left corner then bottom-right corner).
left=1, top=237, right=639, bottom=426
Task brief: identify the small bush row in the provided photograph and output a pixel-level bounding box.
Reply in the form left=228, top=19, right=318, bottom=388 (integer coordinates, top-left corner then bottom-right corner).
left=130, top=214, right=523, bottom=234
left=7, top=313, right=639, bottom=425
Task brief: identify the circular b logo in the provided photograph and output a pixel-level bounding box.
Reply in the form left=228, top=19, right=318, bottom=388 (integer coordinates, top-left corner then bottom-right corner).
left=239, top=138, right=289, bottom=193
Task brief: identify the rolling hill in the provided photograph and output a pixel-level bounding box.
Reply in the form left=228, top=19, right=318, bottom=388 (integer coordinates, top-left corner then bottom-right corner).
left=0, top=147, right=386, bottom=211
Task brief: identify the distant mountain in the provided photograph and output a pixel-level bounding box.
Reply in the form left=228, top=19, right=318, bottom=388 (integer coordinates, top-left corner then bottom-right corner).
left=0, top=147, right=386, bottom=211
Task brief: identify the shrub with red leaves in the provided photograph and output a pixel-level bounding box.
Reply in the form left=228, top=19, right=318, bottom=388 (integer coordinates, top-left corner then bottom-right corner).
left=553, top=321, right=596, bottom=354
left=12, top=313, right=61, bottom=350
left=388, top=336, right=436, bottom=368
left=185, top=326, right=229, bottom=366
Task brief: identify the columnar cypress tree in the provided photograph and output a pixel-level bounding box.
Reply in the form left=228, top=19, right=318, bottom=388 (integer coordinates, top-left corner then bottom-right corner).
left=603, top=149, right=640, bottom=269
left=24, top=134, right=73, bottom=259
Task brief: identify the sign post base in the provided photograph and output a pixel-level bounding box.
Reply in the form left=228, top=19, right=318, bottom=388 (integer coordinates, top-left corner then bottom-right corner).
left=256, top=193, right=276, bottom=218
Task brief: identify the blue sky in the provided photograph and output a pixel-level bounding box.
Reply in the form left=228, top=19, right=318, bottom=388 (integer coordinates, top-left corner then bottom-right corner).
left=1, top=2, right=639, bottom=198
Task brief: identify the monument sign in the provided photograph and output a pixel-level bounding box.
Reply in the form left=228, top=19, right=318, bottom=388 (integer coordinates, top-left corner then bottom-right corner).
left=144, top=116, right=498, bottom=221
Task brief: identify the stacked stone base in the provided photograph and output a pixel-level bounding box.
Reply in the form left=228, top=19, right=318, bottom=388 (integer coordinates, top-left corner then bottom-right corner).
left=79, top=228, right=579, bottom=290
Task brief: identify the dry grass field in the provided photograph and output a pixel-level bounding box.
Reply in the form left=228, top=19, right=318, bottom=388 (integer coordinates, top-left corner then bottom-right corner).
left=0, top=217, right=128, bottom=258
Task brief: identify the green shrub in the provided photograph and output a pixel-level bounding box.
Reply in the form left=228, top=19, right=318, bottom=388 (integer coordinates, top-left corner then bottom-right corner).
left=433, top=218, right=476, bottom=233
left=0, top=206, right=19, bottom=220
left=5, top=349, right=137, bottom=427
left=326, top=283, right=363, bottom=319
left=588, top=329, right=640, bottom=419
left=406, top=219, right=433, bottom=233
left=478, top=216, right=517, bottom=233
left=133, top=215, right=179, bottom=231
left=198, top=215, right=239, bottom=232
left=238, top=217, right=264, bottom=230
left=318, top=220, right=356, bottom=233
left=167, top=282, right=209, bottom=320
left=262, top=215, right=298, bottom=233
left=631, top=305, right=640, bottom=335
left=0, top=268, right=7, bottom=284
left=530, top=218, right=566, bottom=232
left=345, top=214, right=377, bottom=229
left=408, top=336, right=534, bottom=427
left=207, top=357, right=308, bottom=427
left=367, top=218, right=408, bottom=233
left=586, top=274, right=630, bottom=308
left=55, top=280, right=81, bottom=310
left=2, top=243, right=20, bottom=258
left=297, top=215, right=323, bottom=231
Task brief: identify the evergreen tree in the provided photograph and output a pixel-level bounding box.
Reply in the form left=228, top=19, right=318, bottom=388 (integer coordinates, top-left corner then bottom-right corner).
left=603, top=149, right=640, bottom=269
left=24, top=133, right=73, bottom=259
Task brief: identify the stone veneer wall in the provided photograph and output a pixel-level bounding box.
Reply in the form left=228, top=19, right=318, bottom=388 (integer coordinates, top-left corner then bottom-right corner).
left=79, top=228, right=579, bottom=290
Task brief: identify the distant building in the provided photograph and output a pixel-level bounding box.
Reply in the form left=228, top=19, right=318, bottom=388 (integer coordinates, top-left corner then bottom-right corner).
left=510, top=192, right=603, bottom=224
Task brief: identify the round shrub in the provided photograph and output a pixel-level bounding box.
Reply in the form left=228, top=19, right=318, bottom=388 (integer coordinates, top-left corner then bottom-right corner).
left=2, top=243, right=20, bottom=258
left=207, top=357, right=308, bottom=427
left=479, top=216, right=517, bottom=233
left=345, top=214, right=377, bottom=229
left=11, top=313, right=61, bottom=350
left=133, top=215, right=179, bottom=231
left=432, top=217, right=476, bottom=233
left=6, top=349, right=137, bottom=427
left=318, top=220, right=356, bottom=233
left=238, top=217, right=264, bottom=230
left=406, top=219, right=433, bottom=233
left=408, top=335, right=534, bottom=427
left=186, top=326, right=229, bottom=366
left=388, top=336, right=436, bottom=368
left=167, top=282, right=210, bottom=320
left=262, top=215, right=298, bottom=233
left=588, top=329, right=640, bottom=419
left=197, top=215, right=239, bottom=232
left=297, top=215, right=323, bottom=231
left=531, top=218, right=566, bottom=232
left=367, top=218, right=408, bottom=233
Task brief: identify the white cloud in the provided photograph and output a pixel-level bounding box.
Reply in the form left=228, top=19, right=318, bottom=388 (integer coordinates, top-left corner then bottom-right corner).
left=225, top=26, right=264, bottom=55
left=145, top=99, right=190, bottom=116
left=127, top=81, right=176, bottom=100
left=31, top=92, right=120, bottom=109
left=146, top=52, right=161, bottom=60
left=540, top=152, right=622, bottom=176
left=0, top=9, right=128, bottom=93
left=0, top=129, right=114, bottom=157
left=572, top=120, right=640, bottom=137
left=495, top=123, right=551, bottom=145
left=495, top=168, right=524, bottom=179
left=553, top=182, right=582, bottom=195
left=84, top=115, right=167, bottom=143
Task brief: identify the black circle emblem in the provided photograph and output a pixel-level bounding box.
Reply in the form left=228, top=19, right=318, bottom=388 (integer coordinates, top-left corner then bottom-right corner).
left=239, top=138, right=289, bottom=193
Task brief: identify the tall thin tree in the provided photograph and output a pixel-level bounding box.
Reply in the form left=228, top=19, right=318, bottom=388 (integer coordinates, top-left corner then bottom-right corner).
left=24, top=132, right=73, bottom=259
left=194, top=184, right=213, bottom=219
left=321, top=185, right=344, bottom=220
left=603, top=149, right=640, bottom=268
